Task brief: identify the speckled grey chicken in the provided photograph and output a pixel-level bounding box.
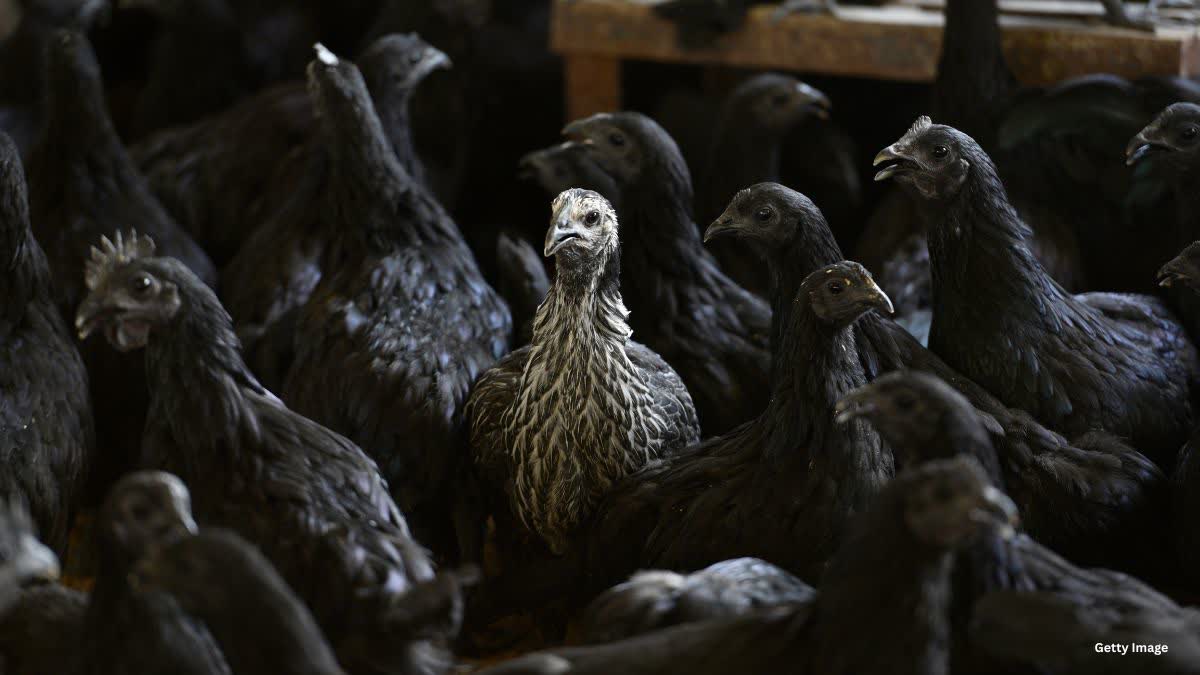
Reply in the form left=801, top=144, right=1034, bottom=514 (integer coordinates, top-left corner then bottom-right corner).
left=221, top=41, right=449, bottom=389
left=468, top=189, right=699, bottom=555
left=875, top=117, right=1199, bottom=469
left=280, top=38, right=511, bottom=558
left=697, top=73, right=831, bottom=297
left=0, top=130, right=93, bottom=556
left=0, top=471, right=230, bottom=675
left=563, top=112, right=770, bottom=435
left=74, top=236, right=463, bottom=675
left=477, top=457, right=1018, bottom=675
left=27, top=30, right=215, bottom=494
left=133, top=32, right=448, bottom=266
left=707, top=183, right=1167, bottom=574
left=581, top=260, right=892, bottom=590
left=135, top=529, right=344, bottom=675
left=577, top=557, right=813, bottom=645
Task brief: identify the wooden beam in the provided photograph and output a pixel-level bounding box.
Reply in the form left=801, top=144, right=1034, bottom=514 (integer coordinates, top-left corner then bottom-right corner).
left=550, top=0, right=1199, bottom=85
left=563, top=53, right=622, bottom=120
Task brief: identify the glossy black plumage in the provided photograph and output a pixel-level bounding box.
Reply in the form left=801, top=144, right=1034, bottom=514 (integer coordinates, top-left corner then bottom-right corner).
left=710, top=182, right=1166, bottom=571
left=0, top=129, right=93, bottom=556
left=878, top=118, right=1198, bottom=469
left=135, top=529, right=344, bottom=675
left=74, top=245, right=459, bottom=675
left=698, top=73, right=833, bottom=297
left=479, top=457, right=1017, bottom=675
left=494, top=232, right=548, bottom=346
left=583, top=260, right=893, bottom=589
left=27, top=31, right=215, bottom=495
left=221, top=39, right=447, bottom=389
left=577, top=557, right=813, bottom=644
left=562, top=112, right=770, bottom=435
left=280, top=41, right=510, bottom=559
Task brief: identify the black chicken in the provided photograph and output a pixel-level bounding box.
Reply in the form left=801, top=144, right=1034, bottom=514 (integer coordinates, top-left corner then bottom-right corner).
left=707, top=182, right=1166, bottom=571
left=0, top=130, right=93, bottom=556
left=0, top=470, right=229, bottom=675
left=875, top=117, right=1199, bottom=469
left=133, top=32, right=448, bottom=266
left=562, top=112, right=770, bottom=435
left=0, top=500, right=59, bottom=612
left=468, top=189, right=699, bottom=556
left=478, top=457, right=1018, bottom=675
left=697, top=73, right=831, bottom=297
left=494, top=232, right=548, bottom=347
left=0, top=0, right=109, bottom=156
left=279, top=37, right=510, bottom=558
left=1156, top=241, right=1200, bottom=588
left=73, top=236, right=460, bottom=675
left=221, top=41, right=449, bottom=389
left=135, top=529, right=344, bottom=675
left=577, top=557, right=814, bottom=645
left=27, top=30, right=215, bottom=492
left=837, top=370, right=1167, bottom=581
left=583, top=260, right=893, bottom=590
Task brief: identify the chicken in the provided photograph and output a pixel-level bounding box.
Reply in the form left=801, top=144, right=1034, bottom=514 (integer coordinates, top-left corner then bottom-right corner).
left=279, top=39, right=511, bottom=559
left=562, top=112, right=770, bottom=435
left=0, top=0, right=108, bottom=157
left=0, top=500, right=59, bottom=613
left=221, top=41, right=449, bottom=388
left=708, top=182, right=1167, bottom=571
left=582, top=260, right=893, bottom=593
left=519, top=141, right=621, bottom=212
left=0, top=471, right=229, bottom=675
left=577, top=557, right=813, bottom=645
left=875, top=117, right=1199, bottom=469
left=133, top=32, right=449, bottom=266
left=1156, top=241, right=1200, bottom=588
left=0, top=130, right=93, bottom=556
left=697, top=73, right=832, bottom=297
left=27, top=30, right=216, bottom=492
left=73, top=236, right=460, bottom=675
left=477, top=457, right=1018, bottom=675
left=134, top=529, right=344, bottom=675
left=836, top=371, right=1168, bottom=583
left=467, top=189, right=699, bottom=556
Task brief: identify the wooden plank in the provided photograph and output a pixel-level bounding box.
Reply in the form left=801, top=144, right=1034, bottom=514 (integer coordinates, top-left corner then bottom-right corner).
left=550, top=0, right=1200, bottom=84
left=898, top=0, right=1196, bottom=21
left=564, top=53, right=622, bottom=120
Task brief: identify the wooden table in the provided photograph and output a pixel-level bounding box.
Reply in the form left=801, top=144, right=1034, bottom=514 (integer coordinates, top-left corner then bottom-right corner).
left=551, top=0, right=1200, bottom=120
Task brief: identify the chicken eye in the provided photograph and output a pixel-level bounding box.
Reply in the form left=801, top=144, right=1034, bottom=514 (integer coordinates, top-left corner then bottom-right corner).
left=828, top=281, right=844, bottom=295
left=932, top=145, right=949, bottom=159
left=409, top=52, right=423, bottom=65
left=895, top=394, right=916, bottom=411
left=584, top=210, right=601, bottom=227
left=608, top=133, right=626, bottom=148
left=770, top=93, right=790, bottom=107
left=131, top=275, right=152, bottom=294
left=1183, top=126, right=1199, bottom=141
left=754, top=207, right=773, bottom=222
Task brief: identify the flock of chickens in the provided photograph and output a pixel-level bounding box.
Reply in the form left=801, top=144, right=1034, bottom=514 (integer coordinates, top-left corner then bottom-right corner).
left=6, top=0, right=1200, bottom=673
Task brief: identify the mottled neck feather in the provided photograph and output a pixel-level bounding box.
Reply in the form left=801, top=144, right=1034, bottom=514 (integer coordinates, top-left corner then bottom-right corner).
left=934, top=0, right=1014, bottom=143
left=927, top=155, right=1065, bottom=324
left=532, top=245, right=626, bottom=344
left=811, top=498, right=953, bottom=675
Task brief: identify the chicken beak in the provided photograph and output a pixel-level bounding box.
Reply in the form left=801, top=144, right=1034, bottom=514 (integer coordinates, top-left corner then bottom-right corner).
left=971, top=486, right=1020, bottom=540
left=15, top=535, right=60, bottom=583
left=422, top=47, right=452, bottom=73
left=74, top=296, right=105, bottom=341
left=1158, top=256, right=1190, bottom=288
left=544, top=221, right=582, bottom=257
left=703, top=217, right=739, bottom=244
left=873, top=144, right=906, bottom=181
left=797, top=83, right=832, bottom=120
left=834, top=384, right=879, bottom=424
left=862, top=277, right=895, bottom=315
left=1125, top=129, right=1164, bottom=166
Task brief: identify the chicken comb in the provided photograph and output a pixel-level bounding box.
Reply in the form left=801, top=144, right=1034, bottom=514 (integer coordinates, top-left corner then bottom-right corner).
left=84, top=230, right=156, bottom=291
left=902, top=116, right=934, bottom=141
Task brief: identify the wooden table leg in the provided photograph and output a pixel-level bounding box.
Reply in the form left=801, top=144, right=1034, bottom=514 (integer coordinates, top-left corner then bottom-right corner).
left=563, top=53, right=622, bottom=122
